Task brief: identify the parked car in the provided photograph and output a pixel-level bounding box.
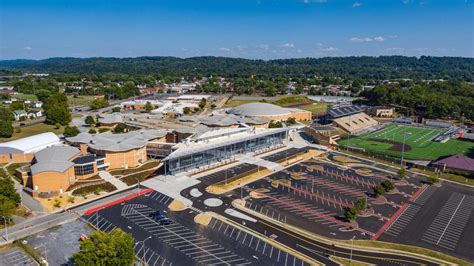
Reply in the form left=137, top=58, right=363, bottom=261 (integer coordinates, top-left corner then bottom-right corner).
left=148, top=211, right=173, bottom=225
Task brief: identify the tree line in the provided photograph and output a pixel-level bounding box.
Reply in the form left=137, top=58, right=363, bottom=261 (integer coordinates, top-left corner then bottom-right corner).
left=1, top=56, right=472, bottom=81
left=360, top=80, right=474, bottom=120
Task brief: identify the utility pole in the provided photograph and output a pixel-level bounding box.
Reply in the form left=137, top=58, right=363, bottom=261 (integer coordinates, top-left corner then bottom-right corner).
left=1, top=216, right=8, bottom=241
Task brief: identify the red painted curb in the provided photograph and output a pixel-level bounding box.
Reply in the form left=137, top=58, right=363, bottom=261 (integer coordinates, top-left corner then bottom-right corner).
left=371, top=203, right=408, bottom=240
left=408, top=185, right=426, bottom=202
left=84, top=188, right=153, bottom=216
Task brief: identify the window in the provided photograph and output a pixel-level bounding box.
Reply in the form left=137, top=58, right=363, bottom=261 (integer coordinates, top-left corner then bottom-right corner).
left=74, top=164, right=94, bottom=176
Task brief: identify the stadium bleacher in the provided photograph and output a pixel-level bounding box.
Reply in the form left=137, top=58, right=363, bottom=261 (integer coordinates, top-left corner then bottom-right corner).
left=328, top=103, right=365, bottom=118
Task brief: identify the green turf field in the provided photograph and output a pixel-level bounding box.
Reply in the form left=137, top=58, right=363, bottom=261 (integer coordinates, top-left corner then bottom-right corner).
left=338, top=124, right=474, bottom=160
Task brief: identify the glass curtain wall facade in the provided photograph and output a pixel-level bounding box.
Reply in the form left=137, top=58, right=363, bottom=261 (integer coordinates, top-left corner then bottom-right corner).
left=164, top=130, right=287, bottom=175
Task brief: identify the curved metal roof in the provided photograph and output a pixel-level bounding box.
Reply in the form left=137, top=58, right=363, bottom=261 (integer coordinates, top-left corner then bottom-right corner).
left=0, top=132, right=60, bottom=154
left=227, top=103, right=291, bottom=117
left=31, top=145, right=80, bottom=175
left=66, top=130, right=167, bottom=152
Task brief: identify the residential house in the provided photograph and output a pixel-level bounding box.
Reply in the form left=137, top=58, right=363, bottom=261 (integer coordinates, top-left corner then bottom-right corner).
left=13, top=110, right=28, bottom=121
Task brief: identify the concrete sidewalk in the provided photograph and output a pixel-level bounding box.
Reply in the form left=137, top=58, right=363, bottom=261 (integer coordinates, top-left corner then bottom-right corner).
left=99, top=171, right=128, bottom=190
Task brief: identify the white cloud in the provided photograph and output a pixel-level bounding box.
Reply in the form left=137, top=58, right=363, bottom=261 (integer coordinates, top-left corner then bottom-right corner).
left=281, top=43, right=295, bottom=48
left=303, top=0, right=327, bottom=3
left=352, top=1, right=362, bottom=8
left=258, top=44, right=270, bottom=50
left=350, top=36, right=388, bottom=43
left=236, top=45, right=247, bottom=51
left=350, top=37, right=372, bottom=43
left=22, top=46, right=32, bottom=51
left=373, top=36, right=386, bottom=42
left=219, top=47, right=231, bottom=52
left=320, top=46, right=338, bottom=52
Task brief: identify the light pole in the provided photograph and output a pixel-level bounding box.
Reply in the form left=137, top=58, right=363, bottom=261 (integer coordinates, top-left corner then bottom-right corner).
left=1, top=216, right=8, bottom=242
left=138, top=236, right=152, bottom=247
left=350, top=236, right=355, bottom=265
left=400, top=131, right=411, bottom=167
left=134, top=177, right=140, bottom=194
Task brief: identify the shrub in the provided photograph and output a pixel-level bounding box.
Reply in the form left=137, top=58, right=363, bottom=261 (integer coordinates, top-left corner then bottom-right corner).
left=98, top=128, right=110, bottom=133
left=373, top=185, right=386, bottom=197
left=398, top=168, right=407, bottom=179
left=381, top=180, right=395, bottom=192
left=67, top=196, right=75, bottom=203
left=427, top=175, right=440, bottom=184
left=355, top=197, right=367, bottom=212
left=53, top=199, right=62, bottom=208
left=343, top=207, right=358, bottom=221
left=89, top=128, right=97, bottom=134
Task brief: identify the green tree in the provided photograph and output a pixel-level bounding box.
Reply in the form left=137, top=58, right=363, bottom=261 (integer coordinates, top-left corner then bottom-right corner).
left=73, top=228, right=135, bottom=266
left=89, top=128, right=97, bottom=134
left=64, top=126, right=80, bottom=137
left=85, top=115, right=95, bottom=126
left=144, top=101, right=154, bottom=113
left=343, top=207, right=358, bottom=222
left=268, top=121, right=283, bottom=128
left=355, top=197, right=367, bottom=212
left=112, top=107, right=121, bottom=113
left=183, top=107, right=191, bottom=115
left=397, top=168, right=407, bottom=179
left=43, top=93, right=71, bottom=125
left=198, top=98, right=207, bottom=109
left=381, top=180, right=395, bottom=192
left=0, top=107, right=14, bottom=138
left=35, top=89, right=51, bottom=102
left=373, top=185, right=386, bottom=197
left=0, top=195, right=16, bottom=218
left=10, top=101, right=25, bottom=111
left=286, top=117, right=296, bottom=125
left=90, top=98, right=109, bottom=110
left=113, top=123, right=127, bottom=133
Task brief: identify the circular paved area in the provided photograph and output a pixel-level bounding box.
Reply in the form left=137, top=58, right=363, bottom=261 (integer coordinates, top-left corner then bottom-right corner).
left=203, top=198, right=223, bottom=207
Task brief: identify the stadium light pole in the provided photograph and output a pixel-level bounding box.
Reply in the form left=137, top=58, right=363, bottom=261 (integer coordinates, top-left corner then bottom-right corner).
left=400, top=131, right=411, bottom=167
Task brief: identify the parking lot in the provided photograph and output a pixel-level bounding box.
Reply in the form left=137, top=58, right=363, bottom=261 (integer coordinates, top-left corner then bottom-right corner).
left=243, top=159, right=423, bottom=240
left=83, top=190, right=309, bottom=265
left=0, top=247, right=36, bottom=266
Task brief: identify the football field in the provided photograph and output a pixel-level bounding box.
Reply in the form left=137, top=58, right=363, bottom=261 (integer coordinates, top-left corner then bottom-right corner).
left=339, top=124, right=474, bottom=160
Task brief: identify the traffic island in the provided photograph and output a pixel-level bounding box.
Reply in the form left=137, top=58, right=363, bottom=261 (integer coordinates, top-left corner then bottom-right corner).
left=206, top=167, right=272, bottom=194
left=168, top=199, right=187, bottom=211
left=194, top=212, right=212, bottom=226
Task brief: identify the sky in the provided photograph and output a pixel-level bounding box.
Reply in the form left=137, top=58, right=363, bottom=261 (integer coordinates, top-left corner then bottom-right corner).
left=0, top=0, right=473, bottom=60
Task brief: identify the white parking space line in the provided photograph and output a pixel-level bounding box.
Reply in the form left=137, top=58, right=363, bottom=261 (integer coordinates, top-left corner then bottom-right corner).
left=122, top=204, right=249, bottom=265
left=421, top=193, right=474, bottom=251
left=384, top=204, right=421, bottom=237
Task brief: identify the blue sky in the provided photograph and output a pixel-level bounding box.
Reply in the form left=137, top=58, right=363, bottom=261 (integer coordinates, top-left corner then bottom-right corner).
left=0, top=0, right=473, bottom=59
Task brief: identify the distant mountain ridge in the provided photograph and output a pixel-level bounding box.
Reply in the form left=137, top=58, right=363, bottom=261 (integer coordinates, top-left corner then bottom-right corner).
left=1, top=56, right=473, bottom=80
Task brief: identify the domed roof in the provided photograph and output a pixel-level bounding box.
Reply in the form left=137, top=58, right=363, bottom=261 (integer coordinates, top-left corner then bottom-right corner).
left=228, top=102, right=291, bottom=117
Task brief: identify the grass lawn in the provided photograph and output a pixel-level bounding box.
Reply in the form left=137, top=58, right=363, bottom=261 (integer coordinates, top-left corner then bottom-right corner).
left=298, top=102, right=330, bottom=115
left=224, top=95, right=315, bottom=109
left=0, top=123, right=64, bottom=143
left=14, top=93, right=38, bottom=101
left=223, top=99, right=259, bottom=108
left=67, top=95, right=97, bottom=106
left=339, top=124, right=474, bottom=160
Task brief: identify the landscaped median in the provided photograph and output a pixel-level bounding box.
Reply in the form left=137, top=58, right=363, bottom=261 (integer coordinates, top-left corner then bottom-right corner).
left=231, top=199, right=464, bottom=265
